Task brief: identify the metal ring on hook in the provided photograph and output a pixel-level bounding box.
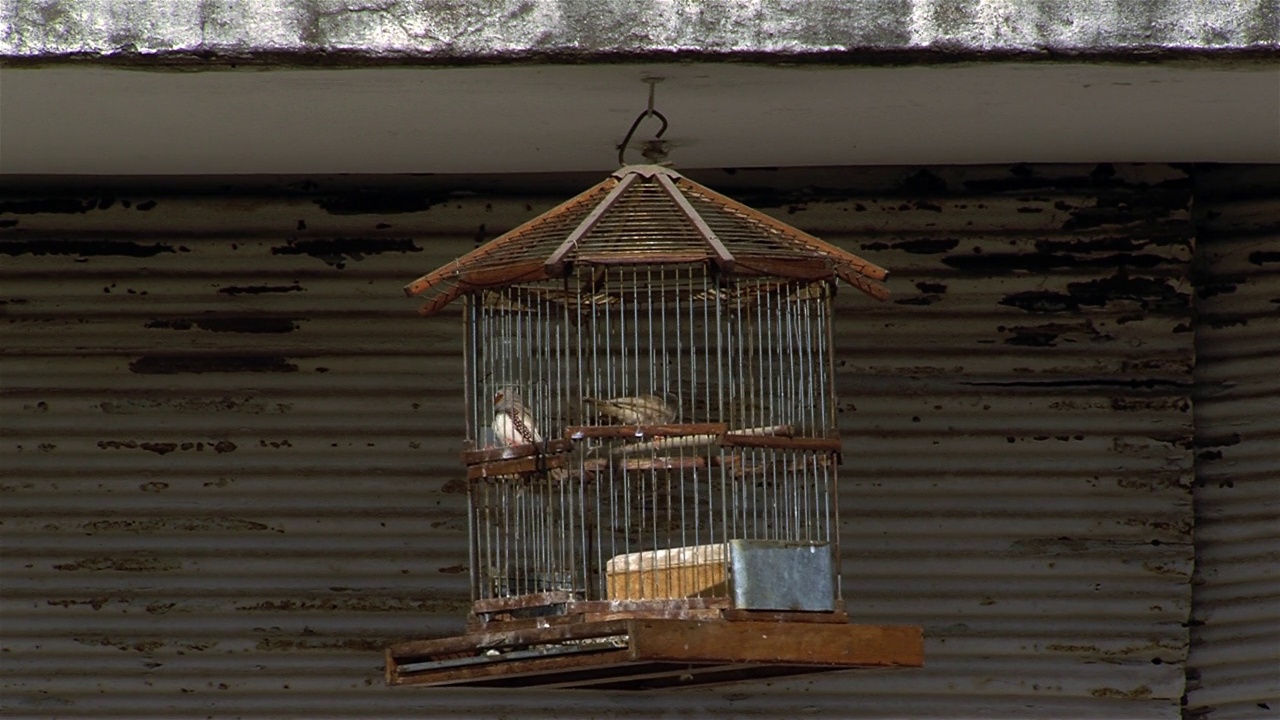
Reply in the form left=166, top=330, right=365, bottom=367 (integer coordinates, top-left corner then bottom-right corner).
left=617, top=109, right=669, bottom=166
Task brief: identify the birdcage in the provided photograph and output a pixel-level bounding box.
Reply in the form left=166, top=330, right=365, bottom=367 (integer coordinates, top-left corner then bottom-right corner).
left=387, top=165, right=922, bottom=690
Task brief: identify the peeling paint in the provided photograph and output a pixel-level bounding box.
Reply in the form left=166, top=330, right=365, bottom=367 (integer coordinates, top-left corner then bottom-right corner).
left=145, top=317, right=301, bottom=334
left=0, top=239, right=176, bottom=258
left=217, top=283, right=305, bottom=296
left=1000, top=273, right=1189, bottom=314
left=128, top=356, right=300, bottom=374
left=270, top=237, right=421, bottom=268
left=96, top=439, right=237, bottom=454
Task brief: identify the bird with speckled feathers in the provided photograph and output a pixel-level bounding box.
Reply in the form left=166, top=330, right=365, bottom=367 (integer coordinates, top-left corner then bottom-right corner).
left=491, top=387, right=543, bottom=447
left=583, top=394, right=677, bottom=425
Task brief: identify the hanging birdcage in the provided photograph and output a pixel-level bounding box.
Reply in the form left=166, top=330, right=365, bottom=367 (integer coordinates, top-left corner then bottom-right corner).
left=387, top=165, right=922, bottom=690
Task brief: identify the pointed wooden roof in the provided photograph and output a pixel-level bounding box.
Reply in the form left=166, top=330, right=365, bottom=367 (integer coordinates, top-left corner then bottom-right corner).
left=404, top=165, right=889, bottom=316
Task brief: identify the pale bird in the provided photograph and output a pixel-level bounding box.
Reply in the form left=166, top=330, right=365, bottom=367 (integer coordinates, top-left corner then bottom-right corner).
left=583, top=394, right=677, bottom=425
left=492, top=387, right=543, bottom=447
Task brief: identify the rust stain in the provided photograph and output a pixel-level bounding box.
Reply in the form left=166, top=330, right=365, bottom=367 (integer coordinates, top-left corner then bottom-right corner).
left=99, top=397, right=293, bottom=414
left=235, top=597, right=467, bottom=613
left=73, top=636, right=166, bottom=653
left=53, top=556, right=181, bottom=572
left=437, top=564, right=466, bottom=574
left=81, top=517, right=279, bottom=534
left=254, top=637, right=387, bottom=652
left=1091, top=685, right=1153, bottom=699
left=96, top=439, right=236, bottom=454
left=47, top=597, right=114, bottom=611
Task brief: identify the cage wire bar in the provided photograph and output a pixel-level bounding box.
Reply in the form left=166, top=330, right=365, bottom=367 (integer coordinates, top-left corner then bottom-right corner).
left=465, top=263, right=838, bottom=605
left=406, top=164, right=888, bottom=618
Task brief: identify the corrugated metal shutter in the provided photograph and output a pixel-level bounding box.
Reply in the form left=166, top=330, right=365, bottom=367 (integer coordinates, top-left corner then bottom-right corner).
left=2, top=164, right=1195, bottom=718
left=1184, top=167, right=1280, bottom=720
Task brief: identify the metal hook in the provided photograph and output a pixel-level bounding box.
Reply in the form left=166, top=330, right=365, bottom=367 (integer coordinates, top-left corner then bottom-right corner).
left=617, top=78, right=668, bottom=166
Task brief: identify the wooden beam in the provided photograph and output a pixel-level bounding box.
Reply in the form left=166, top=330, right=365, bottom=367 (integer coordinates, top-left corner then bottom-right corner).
left=461, top=439, right=574, bottom=466
left=676, top=178, right=889, bottom=282
left=465, top=452, right=568, bottom=480
left=656, top=172, right=736, bottom=272
left=544, top=172, right=637, bottom=276
left=404, top=178, right=612, bottom=298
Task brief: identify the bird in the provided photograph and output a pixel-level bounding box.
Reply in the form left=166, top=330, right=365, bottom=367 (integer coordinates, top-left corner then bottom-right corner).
left=491, top=387, right=543, bottom=447
left=583, top=394, right=677, bottom=425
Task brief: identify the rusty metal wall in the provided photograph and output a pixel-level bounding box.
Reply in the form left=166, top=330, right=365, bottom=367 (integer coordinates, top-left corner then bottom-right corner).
left=1, top=164, right=1195, bottom=718
left=1184, top=167, right=1280, bottom=720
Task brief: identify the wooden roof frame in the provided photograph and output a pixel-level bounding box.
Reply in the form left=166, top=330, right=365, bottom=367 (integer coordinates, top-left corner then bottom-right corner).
left=404, top=165, right=889, bottom=316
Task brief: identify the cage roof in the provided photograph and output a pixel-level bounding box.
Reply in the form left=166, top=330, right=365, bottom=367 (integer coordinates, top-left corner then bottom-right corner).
left=404, top=165, right=889, bottom=316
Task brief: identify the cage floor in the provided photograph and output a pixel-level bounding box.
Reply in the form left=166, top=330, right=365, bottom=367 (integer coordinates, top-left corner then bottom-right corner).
left=386, top=617, right=923, bottom=690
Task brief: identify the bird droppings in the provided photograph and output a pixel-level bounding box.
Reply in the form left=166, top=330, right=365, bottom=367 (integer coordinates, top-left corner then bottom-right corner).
left=128, top=355, right=299, bottom=374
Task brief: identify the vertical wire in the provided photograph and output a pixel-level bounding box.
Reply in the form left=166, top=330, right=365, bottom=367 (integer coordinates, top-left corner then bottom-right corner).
left=690, top=266, right=699, bottom=551
left=464, top=299, right=477, bottom=600
left=787, top=288, right=799, bottom=540
left=705, top=269, right=716, bottom=554
left=646, top=268, right=658, bottom=575
left=590, top=270, right=602, bottom=598
left=676, top=268, right=687, bottom=557
left=766, top=287, right=776, bottom=539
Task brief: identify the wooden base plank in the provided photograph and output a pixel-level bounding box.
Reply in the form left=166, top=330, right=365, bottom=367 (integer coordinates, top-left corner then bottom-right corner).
left=629, top=619, right=923, bottom=667
left=387, top=618, right=923, bottom=690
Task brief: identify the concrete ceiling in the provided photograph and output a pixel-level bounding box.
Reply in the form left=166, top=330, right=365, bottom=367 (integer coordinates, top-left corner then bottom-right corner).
left=1, top=62, right=1278, bottom=175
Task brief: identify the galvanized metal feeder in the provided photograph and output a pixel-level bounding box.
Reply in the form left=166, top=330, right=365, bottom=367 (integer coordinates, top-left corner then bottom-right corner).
left=387, top=165, right=922, bottom=690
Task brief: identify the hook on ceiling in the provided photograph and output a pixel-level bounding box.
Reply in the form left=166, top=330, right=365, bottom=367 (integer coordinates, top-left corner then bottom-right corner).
left=617, top=77, right=669, bottom=166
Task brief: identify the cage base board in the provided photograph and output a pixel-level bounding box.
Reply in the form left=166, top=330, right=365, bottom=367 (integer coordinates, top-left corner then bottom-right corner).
left=386, top=618, right=922, bottom=690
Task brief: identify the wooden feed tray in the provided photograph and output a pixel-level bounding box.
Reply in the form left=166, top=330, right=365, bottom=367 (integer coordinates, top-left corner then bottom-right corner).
left=386, top=615, right=923, bottom=691
left=606, top=543, right=727, bottom=601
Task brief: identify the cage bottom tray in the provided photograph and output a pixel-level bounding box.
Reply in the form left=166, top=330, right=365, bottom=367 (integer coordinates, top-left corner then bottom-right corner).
left=386, top=616, right=922, bottom=691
